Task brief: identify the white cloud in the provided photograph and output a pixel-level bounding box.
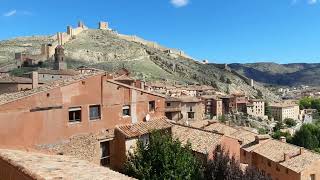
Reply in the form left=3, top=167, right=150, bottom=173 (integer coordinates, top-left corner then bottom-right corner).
left=3, top=10, right=17, bottom=17
left=308, top=0, right=317, bottom=4
left=170, top=0, right=189, bottom=7
left=291, top=0, right=318, bottom=5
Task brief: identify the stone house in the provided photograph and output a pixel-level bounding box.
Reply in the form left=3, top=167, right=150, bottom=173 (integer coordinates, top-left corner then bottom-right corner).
left=177, top=96, right=204, bottom=123
left=113, top=117, right=172, bottom=171
left=0, top=73, right=44, bottom=94
left=0, top=71, right=165, bottom=169
left=246, top=99, right=266, bottom=118
left=241, top=137, right=320, bottom=180
left=200, top=95, right=223, bottom=119
left=165, top=96, right=182, bottom=121
left=270, top=103, right=300, bottom=121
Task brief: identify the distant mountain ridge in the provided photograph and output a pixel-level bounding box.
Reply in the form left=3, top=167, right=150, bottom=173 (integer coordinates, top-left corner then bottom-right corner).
left=229, top=62, right=320, bottom=86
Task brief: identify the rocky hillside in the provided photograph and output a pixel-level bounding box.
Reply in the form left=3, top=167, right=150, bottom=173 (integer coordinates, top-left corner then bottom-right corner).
left=0, top=29, right=280, bottom=102
left=229, top=63, right=320, bottom=86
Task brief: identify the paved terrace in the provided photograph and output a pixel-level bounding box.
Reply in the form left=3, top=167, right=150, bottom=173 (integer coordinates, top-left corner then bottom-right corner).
left=0, top=149, right=134, bottom=180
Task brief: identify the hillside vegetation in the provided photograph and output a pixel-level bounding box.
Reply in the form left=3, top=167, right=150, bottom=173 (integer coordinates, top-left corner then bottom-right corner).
left=0, top=29, right=279, bottom=101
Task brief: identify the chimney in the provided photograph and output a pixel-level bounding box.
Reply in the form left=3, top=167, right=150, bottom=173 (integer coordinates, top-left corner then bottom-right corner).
left=32, top=71, right=38, bottom=89
left=280, top=136, right=286, bottom=143
left=284, top=153, right=289, bottom=161
left=299, top=147, right=304, bottom=155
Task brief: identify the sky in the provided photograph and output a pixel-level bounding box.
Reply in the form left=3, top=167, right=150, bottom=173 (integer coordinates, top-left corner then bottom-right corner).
left=1, top=0, right=320, bottom=64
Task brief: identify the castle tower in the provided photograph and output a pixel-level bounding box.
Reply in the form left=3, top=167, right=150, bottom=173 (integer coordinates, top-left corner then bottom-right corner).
left=99, top=21, right=108, bottom=30
left=53, top=46, right=67, bottom=70
left=78, top=21, right=84, bottom=28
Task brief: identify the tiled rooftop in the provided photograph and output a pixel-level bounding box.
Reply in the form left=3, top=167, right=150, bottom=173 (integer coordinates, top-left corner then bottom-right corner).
left=178, top=96, right=202, bottom=103
left=0, top=149, right=134, bottom=180
left=172, top=124, right=223, bottom=154
left=244, top=139, right=320, bottom=173
left=36, top=68, right=80, bottom=76
left=116, top=117, right=172, bottom=138
left=204, top=122, right=257, bottom=145
left=0, top=72, right=104, bottom=106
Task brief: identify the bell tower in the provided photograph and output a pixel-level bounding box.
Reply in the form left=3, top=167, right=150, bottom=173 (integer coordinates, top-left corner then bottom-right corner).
left=53, top=45, right=67, bottom=70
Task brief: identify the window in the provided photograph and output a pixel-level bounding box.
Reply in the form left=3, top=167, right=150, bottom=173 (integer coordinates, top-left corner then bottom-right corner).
left=140, top=134, right=149, bottom=147
left=310, top=174, right=315, bottom=180
left=89, top=105, right=101, bottom=120
left=188, top=112, right=195, bottom=119
left=149, top=101, right=155, bottom=112
left=267, top=160, right=271, bottom=167
left=123, top=105, right=131, bottom=116
left=189, top=106, right=193, bottom=112
left=276, top=165, right=280, bottom=171
left=243, top=151, right=246, bottom=157
left=100, top=141, right=110, bottom=167
left=286, top=168, right=289, bottom=174
left=69, top=107, right=81, bottom=123
left=167, top=102, right=171, bottom=107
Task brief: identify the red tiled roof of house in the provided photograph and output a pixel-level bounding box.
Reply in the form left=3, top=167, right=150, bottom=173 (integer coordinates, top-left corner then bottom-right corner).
left=243, top=139, right=320, bottom=173
left=116, top=117, right=172, bottom=138
left=172, top=124, right=224, bottom=154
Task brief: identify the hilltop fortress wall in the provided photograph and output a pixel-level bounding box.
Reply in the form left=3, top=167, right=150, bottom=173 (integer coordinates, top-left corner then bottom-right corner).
left=14, top=20, right=192, bottom=69
left=116, top=33, right=192, bottom=59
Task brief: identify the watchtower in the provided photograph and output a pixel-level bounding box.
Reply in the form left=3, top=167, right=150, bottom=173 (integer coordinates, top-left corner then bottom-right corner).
left=53, top=46, right=67, bottom=70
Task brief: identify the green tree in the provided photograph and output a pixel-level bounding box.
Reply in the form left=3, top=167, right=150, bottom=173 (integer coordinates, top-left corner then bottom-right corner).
left=271, top=130, right=292, bottom=142
left=205, top=145, right=271, bottom=180
left=284, top=118, right=297, bottom=127
left=258, top=128, right=268, bottom=135
left=220, top=76, right=226, bottom=83
left=264, top=102, right=272, bottom=120
left=291, top=125, right=319, bottom=150
left=273, top=121, right=284, bottom=132
left=299, top=97, right=312, bottom=109
left=256, top=90, right=263, bottom=99
left=218, top=115, right=227, bottom=123
left=124, top=130, right=203, bottom=180
left=311, top=98, right=320, bottom=111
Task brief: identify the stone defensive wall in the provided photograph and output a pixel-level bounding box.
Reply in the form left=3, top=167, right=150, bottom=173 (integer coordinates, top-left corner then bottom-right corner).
left=116, top=34, right=192, bottom=59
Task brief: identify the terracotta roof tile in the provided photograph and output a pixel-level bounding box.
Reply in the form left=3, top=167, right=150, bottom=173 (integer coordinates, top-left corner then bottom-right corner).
left=0, top=72, right=104, bottom=106
left=245, top=139, right=320, bottom=172
left=116, top=117, right=172, bottom=138
left=0, top=149, right=134, bottom=180
left=172, top=124, right=224, bottom=154
left=204, top=122, right=257, bottom=145
left=36, top=68, right=80, bottom=76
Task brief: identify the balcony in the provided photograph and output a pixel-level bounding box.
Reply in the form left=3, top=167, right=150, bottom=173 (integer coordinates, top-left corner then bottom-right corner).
left=165, top=106, right=182, bottom=112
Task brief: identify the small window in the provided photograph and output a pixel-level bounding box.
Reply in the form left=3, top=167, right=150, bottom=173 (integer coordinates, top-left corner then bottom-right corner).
left=89, top=105, right=101, bottom=120
left=267, top=160, right=271, bottom=167
left=189, top=106, right=193, bottom=112
left=123, top=105, right=131, bottom=116
left=243, top=151, right=246, bottom=157
left=69, top=107, right=81, bottom=123
left=286, top=168, right=289, bottom=174
left=167, top=102, right=171, bottom=107
left=310, top=174, right=315, bottom=180
left=276, top=165, right=280, bottom=171
left=149, top=101, right=155, bottom=112
left=188, top=112, right=195, bottom=119
left=100, top=141, right=110, bottom=167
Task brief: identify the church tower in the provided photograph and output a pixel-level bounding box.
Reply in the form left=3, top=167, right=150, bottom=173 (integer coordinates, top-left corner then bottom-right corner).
left=53, top=45, right=67, bottom=70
